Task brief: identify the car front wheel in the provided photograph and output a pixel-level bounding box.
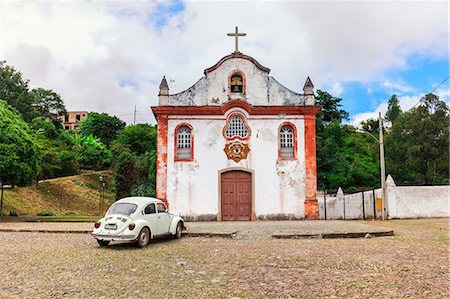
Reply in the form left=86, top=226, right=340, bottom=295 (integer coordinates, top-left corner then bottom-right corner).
left=136, top=227, right=150, bottom=248
left=97, top=240, right=110, bottom=247
left=174, top=222, right=183, bottom=239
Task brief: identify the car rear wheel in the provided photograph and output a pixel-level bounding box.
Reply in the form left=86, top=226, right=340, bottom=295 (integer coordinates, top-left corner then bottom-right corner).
left=97, top=240, right=110, bottom=247
left=174, top=222, right=183, bottom=239
left=136, top=227, right=150, bottom=248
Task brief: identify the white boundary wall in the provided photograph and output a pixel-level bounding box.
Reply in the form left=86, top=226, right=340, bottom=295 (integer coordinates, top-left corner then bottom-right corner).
left=318, top=175, right=450, bottom=220
left=387, top=185, right=450, bottom=219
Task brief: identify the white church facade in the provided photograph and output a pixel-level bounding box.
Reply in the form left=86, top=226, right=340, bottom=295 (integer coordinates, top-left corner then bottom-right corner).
left=151, top=29, right=320, bottom=221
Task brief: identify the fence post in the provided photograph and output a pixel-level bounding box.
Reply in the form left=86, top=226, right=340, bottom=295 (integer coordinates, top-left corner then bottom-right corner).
left=372, top=189, right=377, bottom=219
left=362, top=191, right=365, bottom=220
left=337, top=187, right=345, bottom=220
left=324, top=191, right=327, bottom=220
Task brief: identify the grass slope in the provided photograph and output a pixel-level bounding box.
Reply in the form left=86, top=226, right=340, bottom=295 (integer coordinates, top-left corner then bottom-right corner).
left=1, top=170, right=116, bottom=216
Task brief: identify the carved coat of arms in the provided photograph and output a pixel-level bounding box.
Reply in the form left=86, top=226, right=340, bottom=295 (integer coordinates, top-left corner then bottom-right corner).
left=223, top=141, right=250, bottom=163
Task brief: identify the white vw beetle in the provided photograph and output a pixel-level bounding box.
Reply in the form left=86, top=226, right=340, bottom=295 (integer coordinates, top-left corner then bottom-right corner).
left=92, top=197, right=185, bottom=248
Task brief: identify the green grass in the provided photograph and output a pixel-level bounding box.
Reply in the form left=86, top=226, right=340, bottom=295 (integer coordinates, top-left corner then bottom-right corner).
left=28, top=216, right=100, bottom=222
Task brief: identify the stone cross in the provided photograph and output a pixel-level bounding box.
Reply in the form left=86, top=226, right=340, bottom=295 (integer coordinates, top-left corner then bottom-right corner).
left=227, top=26, right=246, bottom=52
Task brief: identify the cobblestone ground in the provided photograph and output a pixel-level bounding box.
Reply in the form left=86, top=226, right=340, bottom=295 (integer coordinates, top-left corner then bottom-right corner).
left=0, top=219, right=448, bottom=298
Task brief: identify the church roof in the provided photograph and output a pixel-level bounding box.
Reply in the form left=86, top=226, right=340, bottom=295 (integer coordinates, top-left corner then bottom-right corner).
left=204, top=51, right=271, bottom=75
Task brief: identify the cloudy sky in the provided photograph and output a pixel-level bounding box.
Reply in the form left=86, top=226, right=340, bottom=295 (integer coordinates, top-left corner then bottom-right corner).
left=2, top=0, right=448, bottom=125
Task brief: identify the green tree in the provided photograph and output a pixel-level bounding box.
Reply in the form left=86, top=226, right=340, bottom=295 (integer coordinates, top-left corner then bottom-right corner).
left=72, top=134, right=112, bottom=169
left=385, top=94, right=402, bottom=123
left=0, top=100, right=41, bottom=187
left=130, top=151, right=156, bottom=197
left=31, top=88, right=67, bottom=121
left=112, top=124, right=156, bottom=156
left=111, top=123, right=157, bottom=199
left=114, top=151, right=135, bottom=200
left=0, top=61, right=36, bottom=122
left=315, top=90, right=349, bottom=129
left=360, top=118, right=379, bottom=136
left=385, top=93, right=449, bottom=185
left=315, top=90, right=379, bottom=192
left=80, top=112, right=126, bottom=147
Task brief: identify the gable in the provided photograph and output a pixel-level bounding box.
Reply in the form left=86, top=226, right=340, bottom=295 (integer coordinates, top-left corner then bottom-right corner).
left=166, top=52, right=306, bottom=107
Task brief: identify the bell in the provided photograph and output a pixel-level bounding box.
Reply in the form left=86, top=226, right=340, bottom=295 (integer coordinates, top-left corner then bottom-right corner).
left=233, top=85, right=240, bottom=92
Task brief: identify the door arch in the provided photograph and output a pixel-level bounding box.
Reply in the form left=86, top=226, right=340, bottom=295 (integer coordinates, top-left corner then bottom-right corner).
left=218, top=168, right=255, bottom=221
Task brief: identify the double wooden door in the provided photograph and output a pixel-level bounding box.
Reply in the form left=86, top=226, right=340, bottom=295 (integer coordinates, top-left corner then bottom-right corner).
left=221, top=171, right=252, bottom=221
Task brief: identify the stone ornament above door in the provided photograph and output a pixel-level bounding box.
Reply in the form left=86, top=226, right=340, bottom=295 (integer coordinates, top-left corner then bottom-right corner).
left=224, top=141, right=250, bottom=163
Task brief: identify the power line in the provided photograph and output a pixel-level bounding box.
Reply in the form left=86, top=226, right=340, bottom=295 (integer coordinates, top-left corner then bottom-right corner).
left=413, top=75, right=449, bottom=108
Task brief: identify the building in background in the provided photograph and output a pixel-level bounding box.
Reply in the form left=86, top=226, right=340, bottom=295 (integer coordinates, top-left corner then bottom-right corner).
left=58, top=111, right=88, bottom=130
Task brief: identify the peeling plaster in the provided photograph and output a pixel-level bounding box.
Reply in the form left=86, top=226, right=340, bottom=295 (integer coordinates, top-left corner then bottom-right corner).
left=167, top=57, right=308, bottom=107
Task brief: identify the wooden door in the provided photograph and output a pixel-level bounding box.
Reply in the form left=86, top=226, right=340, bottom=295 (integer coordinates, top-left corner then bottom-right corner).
left=221, top=171, right=251, bottom=221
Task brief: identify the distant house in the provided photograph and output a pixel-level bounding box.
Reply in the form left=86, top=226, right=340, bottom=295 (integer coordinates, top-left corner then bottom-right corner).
left=58, top=111, right=88, bottom=130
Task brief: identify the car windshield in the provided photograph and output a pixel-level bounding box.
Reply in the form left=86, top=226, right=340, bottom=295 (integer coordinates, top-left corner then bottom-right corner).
left=108, top=203, right=138, bottom=216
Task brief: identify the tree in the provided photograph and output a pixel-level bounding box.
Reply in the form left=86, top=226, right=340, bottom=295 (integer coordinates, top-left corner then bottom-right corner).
left=385, top=93, right=449, bottom=185
left=315, top=90, right=349, bottom=129
left=0, top=61, right=36, bottom=122
left=31, top=88, right=67, bottom=121
left=315, top=90, right=379, bottom=192
left=0, top=100, right=41, bottom=211
left=112, top=124, right=157, bottom=156
left=114, top=151, right=135, bottom=200
left=317, top=121, right=379, bottom=191
left=80, top=112, right=126, bottom=147
left=385, top=94, right=402, bottom=123
left=71, top=133, right=112, bottom=170
left=111, top=123, right=157, bottom=199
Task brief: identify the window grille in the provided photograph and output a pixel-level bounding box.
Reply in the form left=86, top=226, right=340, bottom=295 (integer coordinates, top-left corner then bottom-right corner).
left=280, top=125, right=294, bottom=158
left=176, top=126, right=192, bottom=160
left=225, top=115, right=248, bottom=138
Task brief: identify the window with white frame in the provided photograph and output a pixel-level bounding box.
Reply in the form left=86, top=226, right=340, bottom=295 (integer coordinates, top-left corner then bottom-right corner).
left=225, top=115, right=248, bottom=138
left=280, top=125, right=294, bottom=158
left=176, top=125, right=192, bottom=160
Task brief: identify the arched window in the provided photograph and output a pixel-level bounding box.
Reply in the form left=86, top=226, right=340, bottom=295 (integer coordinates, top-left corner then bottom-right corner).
left=279, top=125, right=295, bottom=158
left=225, top=114, right=249, bottom=139
left=176, top=125, right=192, bottom=160
left=230, top=73, right=243, bottom=93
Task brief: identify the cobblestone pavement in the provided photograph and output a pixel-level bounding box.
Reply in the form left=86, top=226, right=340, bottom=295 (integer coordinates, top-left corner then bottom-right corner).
left=0, top=219, right=448, bottom=298
left=0, top=220, right=391, bottom=239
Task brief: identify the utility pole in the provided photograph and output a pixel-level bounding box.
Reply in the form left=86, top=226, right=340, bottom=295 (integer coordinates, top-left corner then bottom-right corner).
left=133, top=105, right=136, bottom=125
left=0, top=181, right=3, bottom=217
left=379, top=112, right=387, bottom=220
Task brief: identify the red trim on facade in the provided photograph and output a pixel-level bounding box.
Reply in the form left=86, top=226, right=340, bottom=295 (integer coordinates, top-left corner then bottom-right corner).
left=304, top=115, right=319, bottom=220
left=156, top=114, right=168, bottom=204
left=204, top=52, right=270, bottom=74
left=228, top=69, right=247, bottom=98
left=174, top=123, right=194, bottom=162
left=277, top=122, right=298, bottom=160
left=222, top=112, right=251, bottom=141
left=151, top=100, right=320, bottom=117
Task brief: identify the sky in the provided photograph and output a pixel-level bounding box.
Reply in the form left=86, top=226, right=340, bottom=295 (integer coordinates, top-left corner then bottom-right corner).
left=2, top=0, right=448, bottom=125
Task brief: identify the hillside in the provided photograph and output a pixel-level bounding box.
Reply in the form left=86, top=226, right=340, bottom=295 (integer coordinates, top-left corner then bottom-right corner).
left=1, top=171, right=116, bottom=216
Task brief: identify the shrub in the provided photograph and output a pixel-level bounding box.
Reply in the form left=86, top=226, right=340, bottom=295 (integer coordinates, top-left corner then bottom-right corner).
left=38, top=210, right=56, bottom=216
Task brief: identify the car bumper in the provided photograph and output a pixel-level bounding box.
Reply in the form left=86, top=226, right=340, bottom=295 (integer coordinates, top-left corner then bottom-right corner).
left=92, top=233, right=137, bottom=242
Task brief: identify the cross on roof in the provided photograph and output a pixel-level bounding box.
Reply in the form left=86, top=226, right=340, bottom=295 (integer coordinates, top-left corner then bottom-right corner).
left=227, top=26, right=246, bottom=53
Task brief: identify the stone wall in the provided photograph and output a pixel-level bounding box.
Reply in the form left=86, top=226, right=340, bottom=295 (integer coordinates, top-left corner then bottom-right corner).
left=386, top=176, right=450, bottom=219
left=318, top=188, right=382, bottom=220
left=318, top=175, right=450, bottom=220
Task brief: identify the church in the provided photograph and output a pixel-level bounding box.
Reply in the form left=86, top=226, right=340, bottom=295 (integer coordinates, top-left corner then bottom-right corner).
left=151, top=28, right=320, bottom=221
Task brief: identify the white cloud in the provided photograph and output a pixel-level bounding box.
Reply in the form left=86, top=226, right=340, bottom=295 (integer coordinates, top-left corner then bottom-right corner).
left=382, top=81, right=413, bottom=94
left=2, top=1, right=447, bottom=123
